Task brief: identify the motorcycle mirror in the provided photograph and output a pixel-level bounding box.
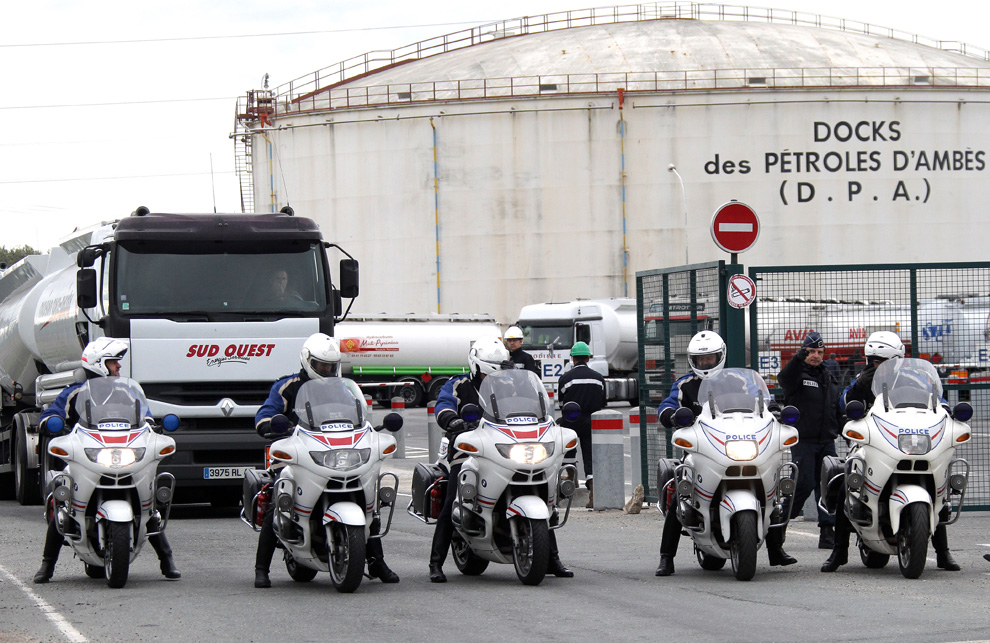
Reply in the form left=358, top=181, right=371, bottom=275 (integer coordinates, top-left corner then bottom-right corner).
left=461, top=404, right=482, bottom=424
left=45, top=416, right=65, bottom=435
left=161, top=414, right=180, bottom=432
left=382, top=412, right=403, bottom=432
left=845, top=400, right=866, bottom=421
left=270, top=414, right=291, bottom=435
left=952, top=402, right=973, bottom=422
left=673, top=407, right=695, bottom=428
left=562, top=401, right=581, bottom=422
left=779, top=405, right=801, bottom=425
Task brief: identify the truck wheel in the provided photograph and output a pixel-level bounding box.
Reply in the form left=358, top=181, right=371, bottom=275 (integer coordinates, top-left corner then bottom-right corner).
left=14, top=416, right=41, bottom=506
left=427, top=378, right=450, bottom=403
left=397, top=378, right=424, bottom=408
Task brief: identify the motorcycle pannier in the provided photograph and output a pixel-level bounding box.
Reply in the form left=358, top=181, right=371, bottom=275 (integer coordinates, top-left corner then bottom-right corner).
left=242, top=468, right=273, bottom=524
left=411, top=462, right=446, bottom=519
left=819, top=455, right=845, bottom=514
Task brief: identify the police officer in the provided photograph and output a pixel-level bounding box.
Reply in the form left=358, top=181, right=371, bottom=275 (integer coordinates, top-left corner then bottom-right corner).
left=655, top=331, right=795, bottom=576
left=428, top=336, right=574, bottom=582
left=823, top=331, right=961, bottom=572
left=556, top=341, right=605, bottom=507
left=253, top=333, right=399, bottom=588
left=504, top=325, right=539, bottom=375
left=33, top=338, right=181, bottom=583
left=777, top=331, right=840, bottom=549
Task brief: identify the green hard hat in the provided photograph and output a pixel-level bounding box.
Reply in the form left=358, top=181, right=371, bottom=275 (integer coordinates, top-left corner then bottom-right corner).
left=570, top=341, right=592, bottom=357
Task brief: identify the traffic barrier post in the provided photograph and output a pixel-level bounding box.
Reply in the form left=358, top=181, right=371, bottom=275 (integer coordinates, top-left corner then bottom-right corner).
left=390, top=397, right=406, bottom=458
left=591, top=409, right=625, bottom=510
left=427, top=401, right=441, bottom=462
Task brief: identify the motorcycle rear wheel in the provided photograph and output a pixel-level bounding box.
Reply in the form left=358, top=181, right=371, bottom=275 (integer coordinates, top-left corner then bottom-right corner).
left=858, top=540, right=890, bottom=569
left=326, top=522, right=365, bottom=593
left=104, top=521, right=131, bottom=588
left=84, top=563, right=105, bottom=579
left=729, top=512, right=758, bottom=581
left=285, top=551, right=319, bottom=582
left=696, top=546, right=727, bottom=571
left=451, top=532, right=489, bottom=575
left=897, top=503, right=930, bottom=579
left=511, top=517, right=549, bottom=586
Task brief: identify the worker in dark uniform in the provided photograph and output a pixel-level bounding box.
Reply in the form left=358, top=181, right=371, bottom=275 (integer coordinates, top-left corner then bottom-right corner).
left=555, top=341, right=606, bottom=507
left=504, top=325, right=539, bottom=375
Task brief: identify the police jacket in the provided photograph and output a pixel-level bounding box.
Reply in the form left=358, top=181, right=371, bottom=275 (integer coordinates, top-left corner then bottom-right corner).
left=556, top=364, right=606, bottom=430
left=509, top=348, right=539, bottom=376
left=658, top=373, right=704, bottom=427
left=778, top=354, right=841, bottom=442
left=435, top=373, right=483, bottom=466
left=40, top=382, right=85, bottom=432
left=256, top=371, right=366, bottom=437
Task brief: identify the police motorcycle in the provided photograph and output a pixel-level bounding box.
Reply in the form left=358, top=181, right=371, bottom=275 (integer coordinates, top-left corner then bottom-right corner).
left=241, top=377, right=402, bottom=593
left=656, top=368, right=800, bottom=581
left=820, top=358, right=971, bottom=579
left=43, top=377, right=179, bottom=588
left=409, top=368, right=580, bottom=586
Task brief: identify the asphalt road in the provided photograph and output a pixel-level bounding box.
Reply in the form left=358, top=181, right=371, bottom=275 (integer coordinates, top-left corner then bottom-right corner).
left=2, top=406, right=989, bottom=643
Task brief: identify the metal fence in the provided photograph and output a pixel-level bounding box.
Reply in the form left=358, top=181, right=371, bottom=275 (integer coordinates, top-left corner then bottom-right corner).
left=636, top=260, right=990, bottom=510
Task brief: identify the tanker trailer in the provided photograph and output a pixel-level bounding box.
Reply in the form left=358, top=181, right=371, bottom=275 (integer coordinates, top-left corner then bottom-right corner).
left=0, top=206, right=358, bottom=506
left=335, top=313, right=502, bottom=407
left=515, top=298, right=639, bottom=404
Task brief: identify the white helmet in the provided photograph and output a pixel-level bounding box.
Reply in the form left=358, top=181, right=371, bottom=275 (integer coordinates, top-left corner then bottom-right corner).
left=300, top=333, right=342, bottom=379
left=687, top=331, right=726, bottom=379
left=504, top=326, right=524, bottom=341
left=864, top=331, right=905, bottom=361
left=81, top=337, right=129, bottom=377
left=468, top=335, right=510, bottom=377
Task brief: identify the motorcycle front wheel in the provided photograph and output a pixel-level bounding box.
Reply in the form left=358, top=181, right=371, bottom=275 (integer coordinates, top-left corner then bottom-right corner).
left=451, top=532, right=489, bottom=576
left=326, top=522, right=366, bottom=593
left=511, top=517, right=549, bottom=586
left=104, top=521, right=131, bottom=588
left=897, top=503, right=930, bottom=579
left=729, top=512, right=758, bottom=581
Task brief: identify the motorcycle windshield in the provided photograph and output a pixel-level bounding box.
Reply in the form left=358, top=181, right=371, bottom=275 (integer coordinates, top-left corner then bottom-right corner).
left=871, top=358, right=943, bottom=410
left=73, top=377, right=151, bottom=429
left=478, top=369, right=551, bottom=423
left=293, top=378, right=365, bottom=431
left=698, top=368, right=771, bottom=416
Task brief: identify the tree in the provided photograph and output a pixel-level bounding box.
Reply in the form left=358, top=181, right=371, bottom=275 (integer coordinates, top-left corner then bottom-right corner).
left=0, top=245, right=39, bottom=268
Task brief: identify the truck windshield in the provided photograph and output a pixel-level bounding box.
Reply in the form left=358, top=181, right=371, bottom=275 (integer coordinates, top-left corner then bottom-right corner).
left=115, top=242, right=328, bottom=315
left=520, top=325, right=573, bottom=351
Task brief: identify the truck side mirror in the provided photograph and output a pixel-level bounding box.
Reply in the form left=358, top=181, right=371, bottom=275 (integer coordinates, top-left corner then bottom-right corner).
left=77, top=269, right=98, bottom=309
left=339, top=259, right=359, bottom=299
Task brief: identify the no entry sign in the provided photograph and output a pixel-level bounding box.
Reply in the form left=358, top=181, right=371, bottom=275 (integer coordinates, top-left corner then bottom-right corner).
left=711, top=201, right=760, bottom=254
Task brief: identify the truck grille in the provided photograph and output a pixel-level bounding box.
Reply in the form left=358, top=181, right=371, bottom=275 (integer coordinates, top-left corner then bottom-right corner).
left=141, top=381, right=271, bottom=406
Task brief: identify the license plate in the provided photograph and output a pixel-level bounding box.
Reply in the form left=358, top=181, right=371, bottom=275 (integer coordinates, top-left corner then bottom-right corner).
left=203, top=466, right=249, bottom=479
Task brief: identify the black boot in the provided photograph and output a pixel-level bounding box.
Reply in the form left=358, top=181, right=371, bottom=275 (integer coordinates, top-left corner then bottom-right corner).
left=149, top=533, right=181, bottom=579
left=254, top=568, right=271, bottom=588
left=547, top=556, right=574, bottom=578
left=818, top=525, right=835, bottom=550
left=428, top=563, right=447, bottom=583
left=33, top=559, right=57, bottom=584
left=766, top=527, right=797, bottom=566
left=932, top=522, right=961, bottom=571
left=820, top=547, right=848, bottom=572
left=368, top=558, right=400, bottom=583
left=655, top=554, right=675, bottom=576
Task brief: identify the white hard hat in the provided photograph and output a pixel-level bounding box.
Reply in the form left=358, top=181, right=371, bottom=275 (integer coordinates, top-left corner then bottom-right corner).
left=504, top=326, right=524, bottom=340
left=864, top=331, right=905, bottom=361
left=81, top=337, right=129, bottom=377
left=687, top=331, right=726, bottom=379
left=300, top=333, right=342, bottom=379
left=469, top=336, right=510, bottom=377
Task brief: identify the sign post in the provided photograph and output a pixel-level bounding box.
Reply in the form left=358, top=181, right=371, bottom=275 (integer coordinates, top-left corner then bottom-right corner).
left=711, top=200, right=760, bottom=262
left=710, top=201, right=761, bottom=367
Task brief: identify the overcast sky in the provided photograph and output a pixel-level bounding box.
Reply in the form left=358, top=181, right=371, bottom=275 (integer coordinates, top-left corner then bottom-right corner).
left=3, top=0, right=987, bottom=251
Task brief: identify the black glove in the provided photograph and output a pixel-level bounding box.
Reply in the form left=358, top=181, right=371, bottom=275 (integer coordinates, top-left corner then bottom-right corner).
left=445, top=418, right=467, bottom=437
left=659, top=407, right=674, bottom=429
left=768, top=403, right=782, bottom=420
left=795, top=348, right=809, bottom=361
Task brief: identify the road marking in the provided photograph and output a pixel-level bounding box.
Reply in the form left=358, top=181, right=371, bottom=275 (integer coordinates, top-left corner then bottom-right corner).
left=0, top=562, right=88, bottom=643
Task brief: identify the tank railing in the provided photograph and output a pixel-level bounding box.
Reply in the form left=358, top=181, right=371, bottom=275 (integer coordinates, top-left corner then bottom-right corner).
left=272, top=66, right=990, bottom=114
left=260, top=2, right=990, bottom=119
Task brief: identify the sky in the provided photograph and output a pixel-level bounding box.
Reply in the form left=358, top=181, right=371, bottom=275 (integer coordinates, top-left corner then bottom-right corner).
left=3, top=0, right=989, bottom=251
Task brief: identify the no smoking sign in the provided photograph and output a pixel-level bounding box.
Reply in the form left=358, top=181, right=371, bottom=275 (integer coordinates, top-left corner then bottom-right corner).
left=727, top=274, right=757, bottom=309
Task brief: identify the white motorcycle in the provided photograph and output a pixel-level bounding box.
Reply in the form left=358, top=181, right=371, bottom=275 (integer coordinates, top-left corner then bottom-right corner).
left=241, top=377, right=402, bottom=593
left=820, top=358, right=971, bottom=579
left=44, top=377, right=179, bottom=588
left=656, top=368, right=800, bottom=581
left=409, top=368, right=579, bottom=586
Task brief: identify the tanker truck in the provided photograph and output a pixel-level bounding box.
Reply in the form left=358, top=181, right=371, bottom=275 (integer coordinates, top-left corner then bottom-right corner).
left=0, top=207, right=358, bottom=506
left=336, top=313, right=502, bottom=408
left=515, top=298, right=639, bottom=404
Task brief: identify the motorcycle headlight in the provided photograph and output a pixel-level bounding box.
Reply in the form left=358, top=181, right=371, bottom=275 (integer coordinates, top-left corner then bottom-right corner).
left=495, top=442, right=553, bottom=464
left=309, top=448, right=371, bottom=471
left=84, top=448, right=145, bottom=468
left=898, top=434, right=931, bottom=455
left=725, top=440, right=758, bottom=462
